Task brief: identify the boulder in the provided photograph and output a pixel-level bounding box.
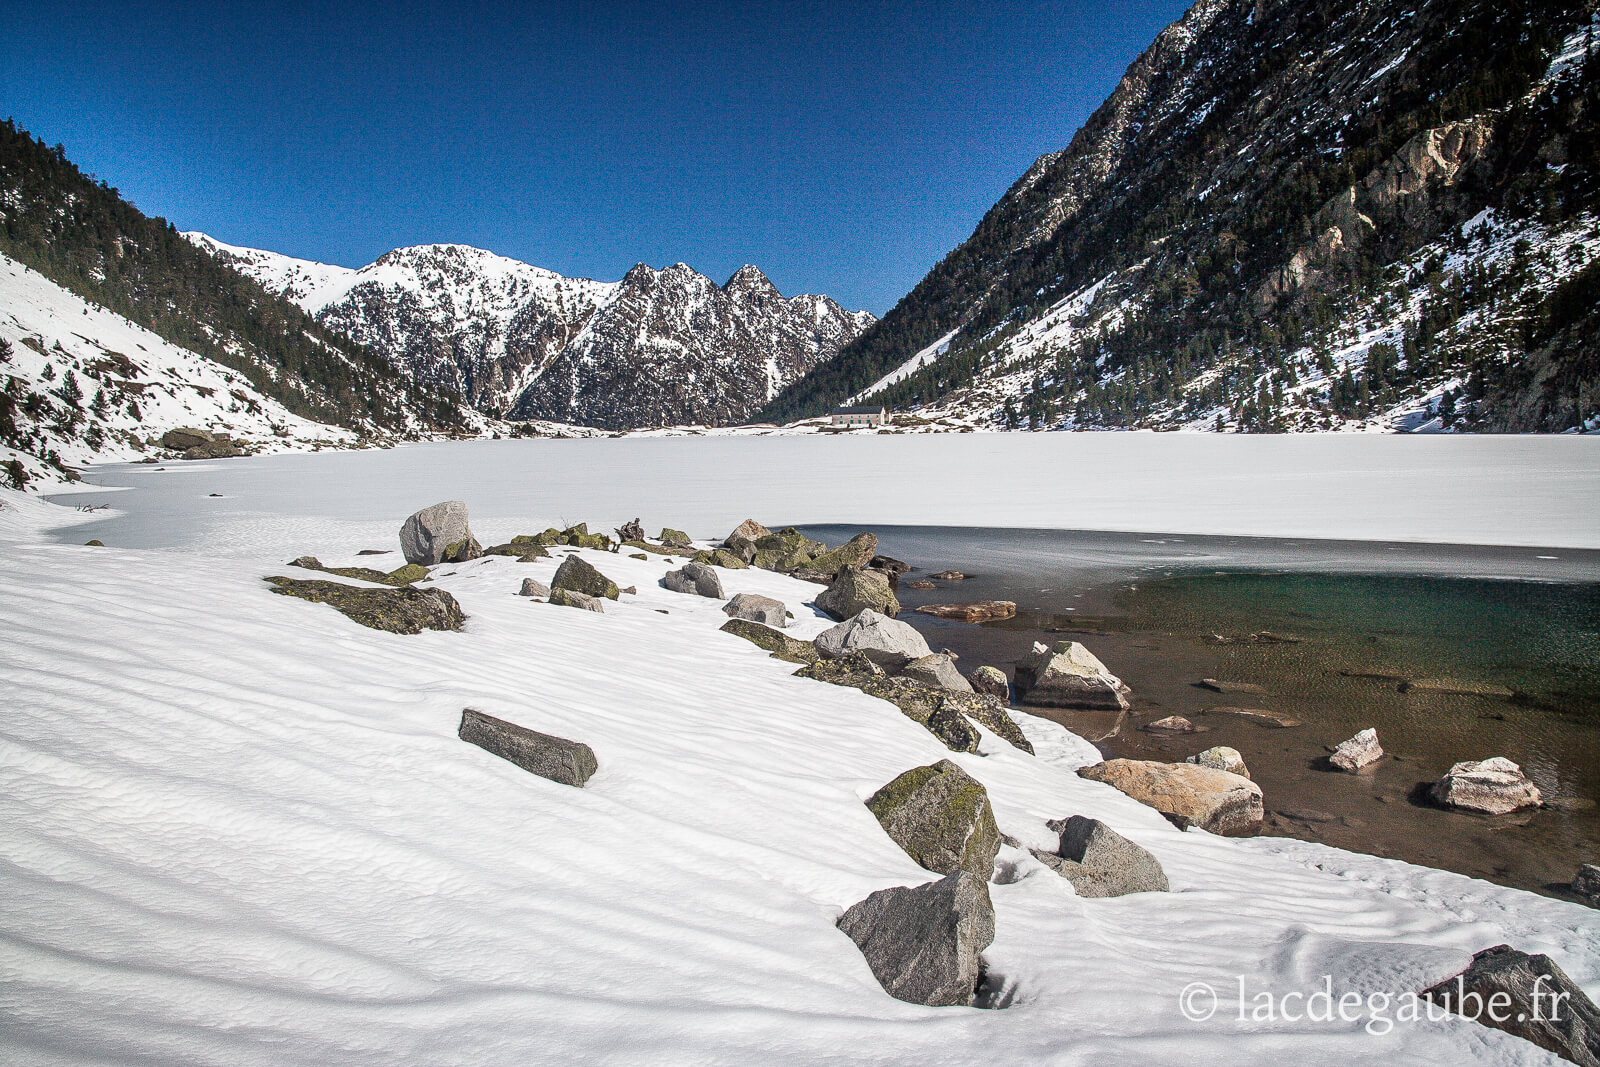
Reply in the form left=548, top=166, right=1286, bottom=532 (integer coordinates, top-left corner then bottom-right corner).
left=815, top=567, right=900, bottom=620
left=1186, top=746, right=1250, bottom=779
left=399, top=501, right=479, bottom=566
left=1014, top=641, right=1130, bottom=710
left=551, top=555, right=621, bottom=600
left=929, top=570, right=965, bottom=581
left=900, top=654, right=973, bottom=692
left=723, top=535, right=758, bottom=563
left=725, top=518, right=771, bottom=544
left=458, top=708, right=597, bottom=787
left=865, top=760, right=1001, bottom=879
left=519, top=577, right=551, bottom=598
left=813, top=609, right=930, bottom=668
left=181, top=437, right=245, bottom=460
left=943, top=690, right=1033, bottom=753
left=1431, top=757, right=1542, bottom=814
left=1421, top=944, right=1600, bottom=1066
left=967, top=666, right=1010, bottom=701
left=836, top=871, right=994, bottom=1007
left=549, top=588, right=605, bottom=612
left=1574, top=864, right=1600, bottom=908
left=160, top=426, right=213, bottom=450
left=263, top=576, right=465, bottom=635
left=1328, top=727, right=1383, bottom=772
left=866, top=555, right=911, bottom=583
left=914, top=601, right=1017, bottom=623
left=1077, top=759, right=1264, bottom=836
left=659, top=527, right=693, bottom=548
left=796, top=654, right=980, bottom=753
left=807, top=532, right=879, bottom=574
left=1144, top=715, right=1196, bottom=733
left=719, top=618, right=819, bottom=664
left=1032, top=815, right=1169, bottom=897
left=662, top=561, right=725, bottom=598
left=721, top=592, right=787, bottom=628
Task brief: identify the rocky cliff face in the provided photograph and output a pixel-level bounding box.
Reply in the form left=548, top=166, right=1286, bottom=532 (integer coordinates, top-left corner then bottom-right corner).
left=764, top=0, right=1600, bottom=434
left=188, top=236, right=873, bottom=430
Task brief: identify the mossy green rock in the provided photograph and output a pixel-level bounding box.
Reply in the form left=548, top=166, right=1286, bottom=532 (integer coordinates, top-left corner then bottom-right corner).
left=691, top=548, right=749, bottom=569
left=658, top=527, right=693, bottom=548
left=718, top=618, right=820, bottom=664
left=485, top=542, right=549, bottom=560
left=440, top=536, right=484, bottom=563
left=814, top=566, right=900, bottom=620
left=562, top=523, right=589, bottom=537
left=564, top=532, right=612, bottom=550
left=622, top=540, right=678, bottom=556
left=551, top=555, right=621, bottom=600
left=795, top=655, right=982, bottom=752
left=385, top=563, right=429, bottom=585
left=264, top=576, right=465, bottom=634
left=865, top=760, right=1001, bottom=879
left=807, top=532, right=879, bottom=574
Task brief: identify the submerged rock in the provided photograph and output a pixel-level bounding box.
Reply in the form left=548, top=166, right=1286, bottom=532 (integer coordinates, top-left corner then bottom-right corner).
left=1186, top=746, right=1250, bottom=779
left=1422, top=944, right=1600, bottom=1066
left=914, top=601, right=1017, bottom=623
left=691, top=548, right=750, bottom=570
left=813, top=609, right=930, bottom=669
left=1014, top=641, right=1130, bottom=710
left=719, top=618, right=819, bottom=664
left=1144, top=715, right=1196, bottom=733
left=1328, top=728, right=1384, bottom=772
left=721, top=592, right=787, bottom=628
left=551, top=555, right=621, bottom=600
left=264, top=576, right=465, bottom=635
left=1198, top=678, right=1267, bottom=694
left=458, top=708, right=597, bottom=787
left=1432, top=757, right=1542, bottom=814
left=400, top=501, right=481, bottom=566
left=1400, top=677, right=1516, bottom=698
left=1203, top=706, right=1302, bottom=728
left=866, top=760, right=1001, bottom=879
left=836, top=871, right=994, bottom=1007
left=967, top=666, right=1010, bottom=701
left=929, top=570, right=966, bottom=581
left=900, top=653, right=973, bottom=692
left=1033, top=815, right=1169, bottom=897
left=905, top=579, right=937, bottom=591
left=1078, top=759, right=1263, bottom=836
left=814, top=566, right=900, bottom=620
left=662, top=561, right=725, bottom=598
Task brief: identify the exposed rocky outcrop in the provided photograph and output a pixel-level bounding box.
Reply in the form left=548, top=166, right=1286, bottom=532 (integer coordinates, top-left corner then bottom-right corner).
left=1078, top=759, right=1263, bottom=836
left=1186, top=746, right=1250, bottom=779
left=264, top=576, right=465, bottom=634
left=289, top=556, right=427, bottom=587
left=549, top=588, right=605, bottom=612
left=966, top=666, right=1010, bottom=701
left=458, top=708, right=598, bottom=787
left=806, top=532, right=878, bottom=575
left=836, top=872, right=995, bottom=1007
left=662, top=561, right=725, bottom=599
left=900, top=654, right=972, bottom=693
left=519, top=577, right=551, bottom=598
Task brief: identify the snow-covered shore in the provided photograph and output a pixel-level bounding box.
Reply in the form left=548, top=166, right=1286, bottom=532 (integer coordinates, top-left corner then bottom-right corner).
left=2, top=488, right=1596, bottom=1064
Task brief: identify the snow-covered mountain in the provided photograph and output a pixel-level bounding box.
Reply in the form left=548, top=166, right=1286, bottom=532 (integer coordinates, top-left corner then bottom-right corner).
left=187, top=235, right=875, bottom=430
left=765, top=0, right=1600, bottom=434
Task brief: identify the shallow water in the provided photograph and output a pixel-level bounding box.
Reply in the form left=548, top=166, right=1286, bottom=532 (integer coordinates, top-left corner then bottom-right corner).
left=803, top=524, right=1600, bottom=897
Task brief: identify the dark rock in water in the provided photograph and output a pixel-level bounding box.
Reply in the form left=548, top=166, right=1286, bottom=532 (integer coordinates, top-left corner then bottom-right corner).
left=1014, top=641, right=1130, bottom=710
left=1078, top=759, right=1263, bottom=836
left=815, top=567, right=900, bottom=620
left=552, top=555, right=621, bottom=600
left=929, top=570, right=966, bottom=581
left=1203, top=706, right=1302, bottom=728
left=719, top=618, right=819, bottom=664
left=836, top=871, right=994, bottom=1007
left=1198, top=678, right=1267, bottom=694
left=866, top=760, right=1001, bottom=879
left=966, top=666, right=1010, bottom=701
left=866, top=555, right=910, bottom=581
left=549, top=588, right=605, bottom=612
left=901, top=653, right=973, bottom=692
left=659, top=527, right=693, bottom=548
left=1422, top=944, right=1600, bottom=1066
left=615, top=518, right=645, bottom=543
left=400, top=501, right=479, bottom=566
left=721, top=592, right=787, bottom=628
left=160, top=426, right=214, bottom=450
left=264, top=576, right=464, bottom=634
left=519, top=578, right=551, bottom=598
left=905, top=579, right=937, bottom=591
left=458, top=708, right=597, bottom=787
left=663, top=561, right=726, bottom=598
left=1250, top=631, right=1303, bottom=644
left=915, top=601, right=1017, bottom=623
left=1033, top=815, right=1169, bottom=897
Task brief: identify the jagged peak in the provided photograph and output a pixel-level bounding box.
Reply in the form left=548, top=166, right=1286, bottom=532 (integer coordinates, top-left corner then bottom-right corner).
left=724, top=264, right=779, bottom=297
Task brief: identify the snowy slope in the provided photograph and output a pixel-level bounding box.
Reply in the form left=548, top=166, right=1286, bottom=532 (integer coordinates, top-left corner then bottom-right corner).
left=2, top=488, right=1596, bottom=1064
left=0, top=252, right=353, bottom=488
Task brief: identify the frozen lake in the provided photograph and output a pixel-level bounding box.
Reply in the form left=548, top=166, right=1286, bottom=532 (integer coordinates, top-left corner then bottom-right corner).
left=48, top=432, right=1600, bottom=555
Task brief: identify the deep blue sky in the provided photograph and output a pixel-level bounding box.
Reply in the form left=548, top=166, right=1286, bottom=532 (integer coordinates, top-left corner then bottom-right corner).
left=2, top=0, right=1190, bottom=314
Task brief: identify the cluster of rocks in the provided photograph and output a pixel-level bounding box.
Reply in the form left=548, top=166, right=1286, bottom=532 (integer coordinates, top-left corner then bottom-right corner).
left=160, top=426, right=246, bottom=460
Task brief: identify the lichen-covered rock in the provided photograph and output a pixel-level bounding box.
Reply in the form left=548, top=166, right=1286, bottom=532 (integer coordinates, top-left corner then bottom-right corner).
left=836, top=871, right=994, bottom=1007
left=725, top=518, right=770, bottom=544
left=967, top=666, right=1010, bottom=701
left=1032, top=815, right=1169, bottom=897
left=751, top=527, right=826, bottom=572
left=289, top=556, right=427, bottom=587
left=813, top=609, right=929, bottom=668
left=485, top=541, right=550, bottom=560
left=939, top=690, right=1033, bottom=754
left=721, top=592, right=787, bottom=628
left=662, top=561, right=725, bottom=598
left=719, top=618, right=819, bottom=664
left=264, top=576, right=465, bottom=634
left=659, top=527, right=693, bottom=548
left=1432, top=757, right=1542, bottom=814
left=1078, top=759, right=1263, bottom=836
left=1422, top=944, right=1600, bottom=1066
left=400, top=501, right=478, bottom=566
left=807, top=532, right=878, bottom=574
left=1329, top=727, right=1383, bottom=772
left=690, top=548, right=749, bottom=570
left=796, top=654, right=980, bottom=752
left=1014, top=640, right=1130, bottom=710
left=901, top=654, right=973, bottom=692
left=865, top=760, right=1001, bottom=879
left=458, top=708, right=597, bottom=787
left=814, top=567, right=901, bottom=621
left=519, top=577, right=551, bottom=598
left=1186, top=746, right=1250, bottom=779
left=549, top=588, right=605, bottom=612
left=551, top=555, right=621, bottom=600
left=722, top=535, right=758, bottom=563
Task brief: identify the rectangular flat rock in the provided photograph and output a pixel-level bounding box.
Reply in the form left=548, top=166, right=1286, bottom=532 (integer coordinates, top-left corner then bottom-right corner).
left=458, top=708, right=598, bottom=787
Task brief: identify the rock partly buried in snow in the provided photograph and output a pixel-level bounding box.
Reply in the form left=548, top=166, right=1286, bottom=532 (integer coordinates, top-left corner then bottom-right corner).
left=967, top=666, right=1010, bottom=701
left=1329, top=728, right=1384, bottom=772
left=720, top=592, right=788, bottom=628
left=797, top=654, right=980, bottom=753
left=1144, top=715, right=1196, bottom=733
left=1078, top=759, right=1264, bottom=836
left=264, top=576, right=465, bottom=635
left=1032, top=815, right=1169, bottom=897
left=813, top=609, right=931, bottom=669
left=900, top=654, right=973, bottom=692
left=160, top=426, right=214, bottom=450
left=914, top=601, right=1017, bottom=624
left=399, top=501, right=482, bottom=566
left=458, top=708, right=598, bottom=787
left=865, top=760, right=1001, bottom=880
left=1431, top=757, right=1542, bottom=814
left=287, top=556, right=427, bottom=587
left=551, top=555, right=621, bottom=600
left=1574, top=864, right=1600, bottom=908
left=836, top=871, right=994, bottom=1007
left=519, top=577, right=551, bottom=598
left=1014, top=641, right=1130, bottom=710
left=549, top=588, right=605, bottom=612
left=719, top=618, right=819, bottom=664
left=814, top=566, right=900, bottom=620
left=662, top=561, right=725, bottom=599
left=1421, top=944, right=1600, bottom=1066
left=725, top=519, right=770, bottom=544
left=1186, top=746, right=1250, bottom=779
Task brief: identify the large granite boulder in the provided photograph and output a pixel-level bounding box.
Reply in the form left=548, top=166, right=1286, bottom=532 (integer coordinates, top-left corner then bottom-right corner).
left=399, top=501, right=482, bottom=566
left=813, top=609, right=930, bottom=668
left=1032, top=815, right=1169, bottom=897
left=901, top=653, right=973, bottom=693
left=1077, top=759, right=1264, bottom=836
left=458, top=708, right=597, bottom=787
left=552, top=555, right=621, bottom=600
left=264, top=576, right=465, bottom=634
left=1186, top=745, right=1251, bottom=779
left=967, top=666, right=1010, bottom=701
left=1422, top=944, right=1600, bottom=1066
left=725, top=518, right=771, bottom=544
left=1432, top=757, right=1542, bottom=814
left=1329, top=728, right=1383, bottom=772
left=161, top=426, right=214, bottom=450
left=807, top=532, right=879, bottom=574
left=866, top=760, right=1001, bottom=879
left=719, top=618, right=819, bottom=664
left=721, top=592, right=787, bottom=628
left=836, top=871, right=994, bottom=1007
left=1014, top=641, right=1130, bottom=710
left=662, top=561, right=725, bottom=598
left=815, top=568, right=901, bottom=621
